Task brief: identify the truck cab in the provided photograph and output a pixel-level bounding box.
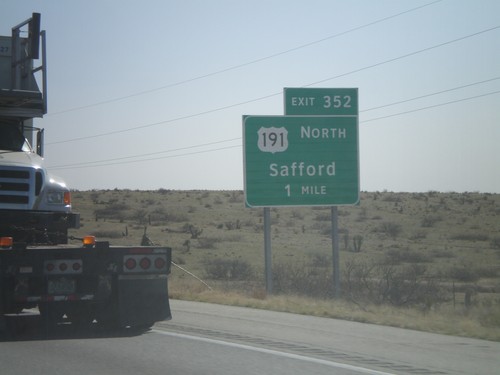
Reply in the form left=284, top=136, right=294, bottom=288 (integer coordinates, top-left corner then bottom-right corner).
left=0, top=13, right=79, bottom=245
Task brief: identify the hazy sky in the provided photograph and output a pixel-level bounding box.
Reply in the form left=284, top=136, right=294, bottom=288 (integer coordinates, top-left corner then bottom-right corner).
left=2, top=0, right=499, bottom=193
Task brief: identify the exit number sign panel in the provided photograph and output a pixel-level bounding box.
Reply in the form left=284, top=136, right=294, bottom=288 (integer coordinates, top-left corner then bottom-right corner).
left=284, top=87, right=358, bottom=116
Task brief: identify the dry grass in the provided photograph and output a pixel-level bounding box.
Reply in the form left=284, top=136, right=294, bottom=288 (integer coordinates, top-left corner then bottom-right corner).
left=170, top=279, right=500, bottom=341
left=70, top=189, right=500, bottom=341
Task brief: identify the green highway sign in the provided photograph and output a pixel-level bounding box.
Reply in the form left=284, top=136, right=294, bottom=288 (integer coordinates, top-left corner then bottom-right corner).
left=243, top=115, right=359, bottom=207
left=284, top=87, right=358, bottom=116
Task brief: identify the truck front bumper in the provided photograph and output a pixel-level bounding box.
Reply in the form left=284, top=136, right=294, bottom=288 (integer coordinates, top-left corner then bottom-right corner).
left=0, top=209, right=80, bottom=230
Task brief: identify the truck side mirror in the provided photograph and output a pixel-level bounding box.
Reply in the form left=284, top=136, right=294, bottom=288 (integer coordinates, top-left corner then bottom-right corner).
left=36, top=128, right=44, bottom=156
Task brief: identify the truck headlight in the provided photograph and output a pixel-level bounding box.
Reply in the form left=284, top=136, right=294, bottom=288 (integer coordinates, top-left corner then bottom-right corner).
left=46, top=191, right=65, bottom=204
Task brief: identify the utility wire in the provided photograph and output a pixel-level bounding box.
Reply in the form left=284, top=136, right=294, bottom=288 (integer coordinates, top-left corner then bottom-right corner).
left=49, top=145, right=241, bottom=170
left=50, top=138, right=241, bottom=168
left=48, top=89, right=500, bottom=170
left=46, top=93, right=277, bottom=145
left=49, top=76, right=500, bottom=168
left=361, top=76, right=500, bottom=112
left=46, top=0, right=443, bottom=117
left=363, top=89, right=500, bottom=123
left=46, top=25, right=500, bottom=146
left=305, top=25, right=500, bottom=87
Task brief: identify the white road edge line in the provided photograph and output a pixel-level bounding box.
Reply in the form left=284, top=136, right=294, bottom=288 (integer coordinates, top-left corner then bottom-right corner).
left=152, top=329, right=395, bottom=375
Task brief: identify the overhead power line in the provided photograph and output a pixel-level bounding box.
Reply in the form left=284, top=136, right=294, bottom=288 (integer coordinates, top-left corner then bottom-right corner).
left=47, top=24, right=500, bottom=146
left=361, top=76, right=500, bottom=112
left=46, top=0, right=443, bottom=117
left=363, top=89, right=500, bottom=123
left=50, top=144, right=241, bottom=170
left=50, top=138, right=241, bottom=168
left=306, top=25, right=500, bottom=87
left=49, top=76, right=499, bottom=160
left=48, top=89, right=500, bottom=171
left=46, top=93, right=278, bottom=145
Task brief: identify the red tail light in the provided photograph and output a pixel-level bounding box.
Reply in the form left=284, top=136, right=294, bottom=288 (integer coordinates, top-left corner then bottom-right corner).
left=154, top=257, right=166, bottom=270
left=123, top=254, right=167, bottom=273
left=140, top=257, right=151, bottom=270
left=125, top=258, right=137, bottom=270
left=44, top=259, right=83, bottom=275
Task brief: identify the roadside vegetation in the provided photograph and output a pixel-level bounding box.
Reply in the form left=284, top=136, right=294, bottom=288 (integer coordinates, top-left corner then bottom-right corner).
left=70, top=190, right=500, bottom=341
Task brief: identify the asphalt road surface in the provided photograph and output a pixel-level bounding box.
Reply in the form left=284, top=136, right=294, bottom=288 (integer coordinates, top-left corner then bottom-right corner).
left=0, top=300, right=498, bottom=375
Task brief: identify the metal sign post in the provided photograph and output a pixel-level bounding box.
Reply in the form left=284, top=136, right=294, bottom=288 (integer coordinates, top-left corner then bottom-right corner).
left=264, top=207, right=273, bottom=294
left=331, top=206, right=340, bottom=298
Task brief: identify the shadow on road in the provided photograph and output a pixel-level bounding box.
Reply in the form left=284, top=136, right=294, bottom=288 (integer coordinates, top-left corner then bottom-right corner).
left=0, top=313, right=151, bottom=342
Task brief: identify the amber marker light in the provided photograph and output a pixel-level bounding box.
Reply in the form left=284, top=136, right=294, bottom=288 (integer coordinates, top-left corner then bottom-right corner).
left=0, top=237, right=13, bottom=248
left=64, top=191, right=71, bottom=205
left=83, top=236, right=96, bottom=247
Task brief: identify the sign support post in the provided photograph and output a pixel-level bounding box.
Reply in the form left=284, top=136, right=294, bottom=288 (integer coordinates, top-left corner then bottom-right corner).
left=331, top=206, right=340, bottom=298
left=264, top=207, right=273, bottom=294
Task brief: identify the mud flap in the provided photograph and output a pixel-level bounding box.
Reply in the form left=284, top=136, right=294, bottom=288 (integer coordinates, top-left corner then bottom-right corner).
left=0, top=315, right=5, bottom=333
left=117, top=275, right=171, bottom=328
left=0, top=279, right=5, bottom=333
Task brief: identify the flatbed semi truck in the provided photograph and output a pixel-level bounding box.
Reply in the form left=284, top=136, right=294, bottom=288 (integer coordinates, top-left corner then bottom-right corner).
left=0, top=13, right=171, bottom=330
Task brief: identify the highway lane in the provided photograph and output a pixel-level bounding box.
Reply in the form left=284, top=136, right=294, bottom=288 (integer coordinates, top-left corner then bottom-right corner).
left=161, top=300, right=500, bottom=375
left=0, top=318, right=387, bottom=375
left=0, top=300, right=498, bottom=374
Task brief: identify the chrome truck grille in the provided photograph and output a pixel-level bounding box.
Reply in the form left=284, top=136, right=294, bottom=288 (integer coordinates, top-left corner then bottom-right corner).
left=0, top=166, right=42, bottom=209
